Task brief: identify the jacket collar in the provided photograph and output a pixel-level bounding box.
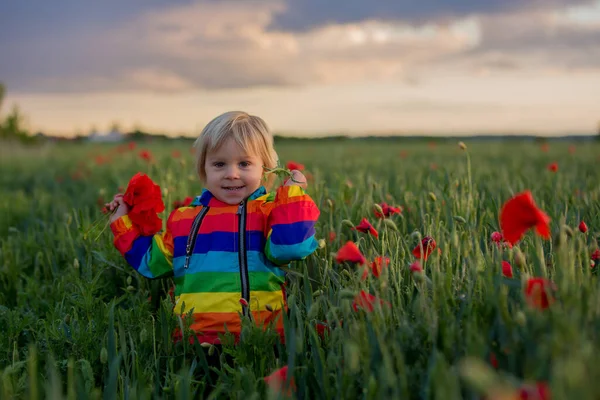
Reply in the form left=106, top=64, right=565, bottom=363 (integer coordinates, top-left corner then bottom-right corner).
left=191, top=186, right=267, bottom=207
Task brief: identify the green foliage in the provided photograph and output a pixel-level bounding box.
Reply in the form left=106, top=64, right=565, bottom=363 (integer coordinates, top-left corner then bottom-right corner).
left=1, top=139, right=600, bottom=399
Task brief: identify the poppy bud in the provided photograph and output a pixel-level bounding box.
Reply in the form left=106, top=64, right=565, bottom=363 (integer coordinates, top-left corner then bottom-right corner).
left=312, top=290, right=324, bottom=297
left=513, top=248, right=526, bottom=269
left=327, top=198, right=334, bottom=210
left=126, top=276, right=132, bottom=285
left=514, top=311, right=526, bottom=327
left=383, top=219, right=398, bottom=231
left=458, top=141, right=467, bottom=150
left=579, top=221, right=588, bottom=233
left=73, top=258, right=80, bottom=269
left=428, top=192, right=437, bottom=202
left=453, top=216, right=466, bottom=224
left=140, top=328, right=148, bottom=343
left=318, top=239, right=326, bottom=249
left=265, top=304, right=274, bottom=312
left=208, top=345, right=215, bottom=356
left=373, top=203, right=384, bottom=215
left=127, top=285, right=135, bottom=292
left=339, top=289, right=356, bottom=299
left=410, top=231, right=422, bottom=240
left=341, top=219, right=354, bottom=229
left=562, top=225, right=573, bottom=238
left=200, top=342, right=211, bottom=348
left=100, top=348, right=108, bottom=364
left=162, top=187, right=169, bottom=197
left=239, top=298, right=249, bottom=307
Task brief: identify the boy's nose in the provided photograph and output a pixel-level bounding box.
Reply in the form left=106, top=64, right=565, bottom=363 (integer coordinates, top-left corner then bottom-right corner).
left=224, top=166, right=240, bottom=179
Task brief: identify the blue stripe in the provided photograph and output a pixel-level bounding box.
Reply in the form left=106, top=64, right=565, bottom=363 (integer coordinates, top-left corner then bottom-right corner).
left=267, top=235, right=318, bottom=264
left=125, top=235, right=153, bottom=272
left=270, top=221, right=316, bottom=245
left=172, top=250, right=286, bottom=277
left=173, top=231, right=265, bottom=257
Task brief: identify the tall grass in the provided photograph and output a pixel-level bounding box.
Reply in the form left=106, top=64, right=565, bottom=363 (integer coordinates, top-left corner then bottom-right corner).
left=1, top=139, right=599, bottom=399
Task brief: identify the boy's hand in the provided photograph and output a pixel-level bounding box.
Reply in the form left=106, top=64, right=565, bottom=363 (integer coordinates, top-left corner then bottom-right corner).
left=284, top=170, right=308, bottom=189
left=105, top=194, right=130, bottom=223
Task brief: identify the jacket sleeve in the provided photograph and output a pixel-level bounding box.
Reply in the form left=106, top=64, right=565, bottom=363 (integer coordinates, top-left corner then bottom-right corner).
left=264, top=185, right=320, bottom=266
left=110, top=211, right=176, bottom=279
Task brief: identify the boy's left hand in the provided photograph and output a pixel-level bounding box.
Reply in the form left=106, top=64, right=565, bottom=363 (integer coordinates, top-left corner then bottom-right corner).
left=285, top=169, right=308, bottom=189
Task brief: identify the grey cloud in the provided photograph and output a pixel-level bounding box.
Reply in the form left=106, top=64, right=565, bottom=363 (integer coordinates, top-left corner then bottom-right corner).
left=268, top=0, right=594, bottom=31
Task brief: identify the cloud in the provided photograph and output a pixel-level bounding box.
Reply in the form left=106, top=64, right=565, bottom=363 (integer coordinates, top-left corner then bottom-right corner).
left=267, top=0, right=595, bottom=32
left=2, top=0, right=599, bottom=94
left=445, top=7, right=600, bottom=73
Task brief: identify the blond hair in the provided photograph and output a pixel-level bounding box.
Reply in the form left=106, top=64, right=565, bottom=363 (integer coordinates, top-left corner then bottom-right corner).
left=193, top=111, right=279, bottom=186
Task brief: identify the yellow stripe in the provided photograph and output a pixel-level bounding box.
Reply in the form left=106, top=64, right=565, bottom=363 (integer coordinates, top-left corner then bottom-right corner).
left=287, top=185, right=305, bottom=198
left=175, top=291, right=285, bottom=314
left=154, top=235, right=173, bottom=267
left=121, top=215, right=133, bottom=229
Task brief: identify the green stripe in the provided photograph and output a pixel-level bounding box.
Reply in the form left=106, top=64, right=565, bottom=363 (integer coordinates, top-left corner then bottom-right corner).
left=148, top=236, right=173, bottom=278
left=174, top=271, right=284, bottom=295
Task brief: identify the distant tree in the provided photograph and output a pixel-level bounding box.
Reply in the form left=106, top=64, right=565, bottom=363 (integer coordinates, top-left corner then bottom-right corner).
left=109, top=121, right=121, bottom=133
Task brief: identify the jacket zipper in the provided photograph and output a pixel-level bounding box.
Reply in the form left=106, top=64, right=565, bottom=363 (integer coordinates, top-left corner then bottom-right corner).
left=184, top=206, right=210, bottom=269
left=237, top=199, right=251, bottom=318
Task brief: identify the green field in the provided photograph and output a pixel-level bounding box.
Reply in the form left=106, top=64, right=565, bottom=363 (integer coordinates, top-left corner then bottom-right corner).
left=1, top=138, right=599, bottom=399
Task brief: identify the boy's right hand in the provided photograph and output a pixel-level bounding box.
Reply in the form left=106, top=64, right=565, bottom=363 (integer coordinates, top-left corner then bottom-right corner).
left=105, top=194, right=130, bottom=223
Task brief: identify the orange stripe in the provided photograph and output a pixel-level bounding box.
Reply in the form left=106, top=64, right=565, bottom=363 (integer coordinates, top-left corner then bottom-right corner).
left=170, top=206, right=200, bottom=223
left=187, top=310, right=285, bottom=333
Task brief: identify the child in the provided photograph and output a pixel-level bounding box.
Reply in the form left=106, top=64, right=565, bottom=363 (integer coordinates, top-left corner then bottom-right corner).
left=105, top=111, right=320, bottom=347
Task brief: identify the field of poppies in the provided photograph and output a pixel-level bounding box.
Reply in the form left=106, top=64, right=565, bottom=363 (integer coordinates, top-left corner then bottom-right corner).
left=1, top=138, right=600, bottom=399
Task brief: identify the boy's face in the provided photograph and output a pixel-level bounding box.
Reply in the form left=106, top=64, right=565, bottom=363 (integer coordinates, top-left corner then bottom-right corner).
left=204, top=138, right=264, bottom=205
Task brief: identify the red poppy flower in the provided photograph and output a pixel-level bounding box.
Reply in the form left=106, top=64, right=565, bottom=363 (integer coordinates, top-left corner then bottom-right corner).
left=409, top=261, right=423, bottom=273
left=578, top=221, right=588, bottom=233
left=412, top=236, right=436, bottom=260
left=335, top=241, right=366, bottom=265
left=286, top=161, right=305, bottom=171
left=540, top=143, right=549, bottom=152
left=173, top=196, right=194, bottom=208
left=491, top=231, right=503, bottom=243
left=128, top=142, right=136, bottom=151
left=370, top=256, right=390, bottom=278
left=518, top=382, right=550, bottom=400
left=139, top=150, right=153, bottom=162
left=171, top=150, right=181, bottom=158
left=524, top=278, right=556, bottom=310
left=352, top=290, right=390, bottom=312
left=362, top=256, right=390, bottom=279
left=315, top=322, right=329, bottom=338
left=374, top=202, right=402, bottom=219
left=500, top=191, right=551, bottom=245
left=122, top=173, right=165, bottom=235
left=264, top=366, right=295, bottom=397
left=328, top=231, right=337, bottom=242
left=489, top=352, right=499, bottom=369
left=547, top=162, right=558, bottom=172
left=568, top=145, right=576, bottom=154
left=353, top=218, right=379, bottom=238
left=592, top=249, right=600, bottom=261
left=502, top=261, right=513, bottom=278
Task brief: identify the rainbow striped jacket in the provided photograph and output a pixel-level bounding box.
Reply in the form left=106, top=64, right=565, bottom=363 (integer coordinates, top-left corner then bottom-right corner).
left=110, top=185, right=320, bottom=344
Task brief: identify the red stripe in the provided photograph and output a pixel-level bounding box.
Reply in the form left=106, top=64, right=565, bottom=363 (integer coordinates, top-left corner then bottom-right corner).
left=269, top=201, right=319, bottom=225
left=201, top=212, right=267, bottom=233
left=114, top=228, right=139, bottom=255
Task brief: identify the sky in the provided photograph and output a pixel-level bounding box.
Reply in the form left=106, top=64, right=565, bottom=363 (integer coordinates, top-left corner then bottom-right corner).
left=1, top=0, right=600, bottom=137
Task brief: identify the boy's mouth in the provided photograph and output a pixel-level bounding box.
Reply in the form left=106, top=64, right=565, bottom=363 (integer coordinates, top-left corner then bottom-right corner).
left=222, top=186, right=245, bottom=192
